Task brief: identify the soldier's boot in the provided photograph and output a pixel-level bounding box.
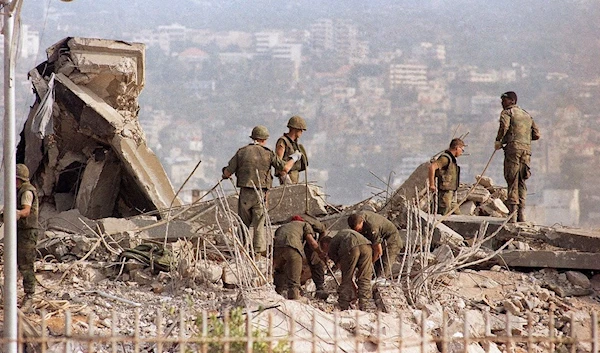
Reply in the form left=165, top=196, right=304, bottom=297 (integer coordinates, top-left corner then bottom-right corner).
left=338, top=300, right=350, bottom=311
left=358, top=299, right=376, bottom=312
left=507, top=204, right=517, bottom=223
left=315, top=285, right=329, bottom=300
left=287, top=287, right=301, bottom=300
left=21, top=294, right=34, bottom=313
left=517, top=205, right=526, bottom=222
left=275, top=286, right=286, bottom=297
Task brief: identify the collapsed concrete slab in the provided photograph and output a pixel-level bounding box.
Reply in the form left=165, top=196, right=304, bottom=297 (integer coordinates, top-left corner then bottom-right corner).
left=268, top=183, right=328, bottom=223
left=495, top=250, right=600, bottom=271
left=19, top=37, right=181, bottom=220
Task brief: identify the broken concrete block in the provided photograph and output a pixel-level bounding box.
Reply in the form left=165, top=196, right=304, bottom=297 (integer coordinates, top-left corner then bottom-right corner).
left=495, top=250, right=600, bottom=271
left=432, top=244, right=454, bottom=264
left=464, top=185, right=491, bottom=203
left=480, top=198, right=509, bottom=217
left=76, top=151, right=122, bottom=219
left=475, top=175, right=494, bottom=190
left=459, top=200, right=476, bottom=216
left=128, top=218, right=195, bottom=242
left=45, top=209, right=97, bottom=234
left=201, top=264, right=223, bottom=283
left=418, top=210, right=465, bottom=247
left=565, top=271, right=591, bottom=288
left=267, top=183, right=328, bottom=224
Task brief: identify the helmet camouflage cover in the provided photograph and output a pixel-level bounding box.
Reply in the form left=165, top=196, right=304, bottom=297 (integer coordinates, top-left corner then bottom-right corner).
left=287, top=115, right=307, bottom=130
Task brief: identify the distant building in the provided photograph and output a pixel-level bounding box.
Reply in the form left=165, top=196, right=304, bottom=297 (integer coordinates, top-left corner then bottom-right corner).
left=390, top=63, right=428, bottom=89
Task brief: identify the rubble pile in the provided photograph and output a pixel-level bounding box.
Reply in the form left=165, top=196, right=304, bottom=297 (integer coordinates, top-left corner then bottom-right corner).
left=3, top=37, right=600, bottom=352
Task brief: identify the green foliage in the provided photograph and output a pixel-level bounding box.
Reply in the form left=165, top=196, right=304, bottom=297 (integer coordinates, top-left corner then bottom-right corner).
left=194, top=308, right=290, bottom=353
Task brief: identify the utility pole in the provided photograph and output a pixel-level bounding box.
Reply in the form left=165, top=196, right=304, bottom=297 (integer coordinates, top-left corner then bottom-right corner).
left=2, top=0, right=20, bottom=351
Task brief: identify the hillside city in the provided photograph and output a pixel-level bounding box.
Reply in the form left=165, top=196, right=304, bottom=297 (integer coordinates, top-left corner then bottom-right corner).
left=4, top=1, right=600, bottom=228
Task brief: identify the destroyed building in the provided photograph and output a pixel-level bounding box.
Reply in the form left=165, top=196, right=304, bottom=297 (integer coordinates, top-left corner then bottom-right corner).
left=6, top=37, right=600, bottom=352
left=19, top=37, right=181, bottom=220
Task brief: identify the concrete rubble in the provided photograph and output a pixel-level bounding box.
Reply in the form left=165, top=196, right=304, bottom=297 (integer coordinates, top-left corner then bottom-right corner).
left=5, top=37, right=600, bottom=353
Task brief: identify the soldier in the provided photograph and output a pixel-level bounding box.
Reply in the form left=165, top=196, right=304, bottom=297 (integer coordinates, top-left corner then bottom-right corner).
left=494, top=91, right=541, bottom=222
left=295, top=213, right=330, bottom=300
left=273, top=215, right=327, bottom=300
left=348, top=211, right=404, bottom=279
left=16, top=164, right=39, bottom=308
left=275, top=115, right=308, bottom=184
left=319, top=229, right=373, bottom=311
left=428, top=138, right=465, bottom=215
left=222, top=126, right=301, bottom=255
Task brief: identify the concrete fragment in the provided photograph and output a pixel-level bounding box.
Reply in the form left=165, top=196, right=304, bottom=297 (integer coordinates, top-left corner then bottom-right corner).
left=458, top=184, right=490, bottom=203
left=76, top=151, right=122, bottom=219
left=418, top=210, right=465, bottom=247
left=128, top=218, right=194, bottom=241
left=45, top=209, right=97, bottom=234
left=565, top=271, right=591, bottom=288
left=459, top=200, right=476, bottom=216
left=475, top=175, right=494, bottom=190
left=267, top=183, right=328, bottom=223
left=496, top=250, right=600, bottom=271
left=201, top=264, right=223, bottom=283
left=432, top=244, right=454, bottom=264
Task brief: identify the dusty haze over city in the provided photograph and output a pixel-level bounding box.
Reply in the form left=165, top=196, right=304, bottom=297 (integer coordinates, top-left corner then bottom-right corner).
left=7, top=0, right=600, bottom=226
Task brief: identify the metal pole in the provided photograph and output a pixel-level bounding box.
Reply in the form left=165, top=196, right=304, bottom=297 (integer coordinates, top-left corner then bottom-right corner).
left=3, top=0, right=19, bottom=351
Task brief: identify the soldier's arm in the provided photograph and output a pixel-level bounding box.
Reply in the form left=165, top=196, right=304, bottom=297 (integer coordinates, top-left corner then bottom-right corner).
left=371, top=243, right=382, bottom=262
left=17, top=191, right=33, bottom=220
left=495, top=111, right=510, bottom=142
left=222, top=153, right=238, bottom=179
left=531, top=119, right=541, bottom=141
left=275, top=139, right=285, bottom=159
left=428, top=161, right=440, bottom=191
left=271, top=152, right=294, bottom=174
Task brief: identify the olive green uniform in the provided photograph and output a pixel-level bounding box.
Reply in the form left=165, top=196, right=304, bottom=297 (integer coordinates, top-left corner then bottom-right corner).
left=17, top=181, right=39, bottom=296
left=357, top=211, right=404, bottom=279
left=223, top=143, right=288, bottom=253
left=273, top=221, right=315, bottom=298
left=275, top=134, right=308, bottom=184
left=301, top=215, right=326, bottom=291
left=495, top=104, right=541, bottom=220
left=433, top=151, right=461, bottom=215
left=327, top=229, right=372, bottom=310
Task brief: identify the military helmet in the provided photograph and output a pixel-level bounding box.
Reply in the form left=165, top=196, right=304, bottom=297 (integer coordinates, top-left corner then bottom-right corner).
left=16, top=164, right=30, bottom=182
left=287, top=115, right=307, bottom=130
left=250, top=125, right=270, bottom=140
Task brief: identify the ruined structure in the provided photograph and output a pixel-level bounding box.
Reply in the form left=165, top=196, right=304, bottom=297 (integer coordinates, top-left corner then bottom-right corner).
left=19, top=37, right=181, bottom=219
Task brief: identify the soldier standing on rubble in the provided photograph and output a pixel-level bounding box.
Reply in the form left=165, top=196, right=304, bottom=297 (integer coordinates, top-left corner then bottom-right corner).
left=319, top=229, right=374, bottom=311
left=348, top=211, right=404, bottom=279
left=494, top=91, right=541, bottom=222
left=15, top=164, right=39, bottom=309
left=222, top=125, right=301, bottom=256
left=428, top=138, right=465, bottom=215
left=275, top=115, right=308, bottom=185
left=273, top=215, right=327, bottom=300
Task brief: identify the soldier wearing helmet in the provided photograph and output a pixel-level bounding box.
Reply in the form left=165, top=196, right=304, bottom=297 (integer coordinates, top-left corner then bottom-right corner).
left=15, top=163, right=39, bottom=309
left=275, top=115, right=308, bottom=184
left=222, top=126, right=301, bottom=255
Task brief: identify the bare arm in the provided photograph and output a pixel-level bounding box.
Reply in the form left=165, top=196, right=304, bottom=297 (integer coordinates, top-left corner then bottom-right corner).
left=371, top=243, right=383, bottom=262
left=428, top=161, right=439, bottom=191
left=17, top=204, right=31, bottom=220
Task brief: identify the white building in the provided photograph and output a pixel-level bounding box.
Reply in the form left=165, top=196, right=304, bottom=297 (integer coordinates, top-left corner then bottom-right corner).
left=390, top=63, right=428, bottom=89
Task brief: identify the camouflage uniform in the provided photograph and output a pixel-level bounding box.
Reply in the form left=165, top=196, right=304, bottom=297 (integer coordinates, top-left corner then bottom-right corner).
left=273, top=221, right=316, bottom=299
left=356, top=211, right=404, bottom=279
left=275, top=134, right=308, bottom=184
left=495, top=104, right=541, bottom=221
left=327, top=229, right=372, bottom=310
left=433, top=151, right=461, bottom=215
left=17, top=181, right=39, bottom=296
left=301, top=214, right=327, bottom=292
left=223, top=144, right=288, bottom=253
